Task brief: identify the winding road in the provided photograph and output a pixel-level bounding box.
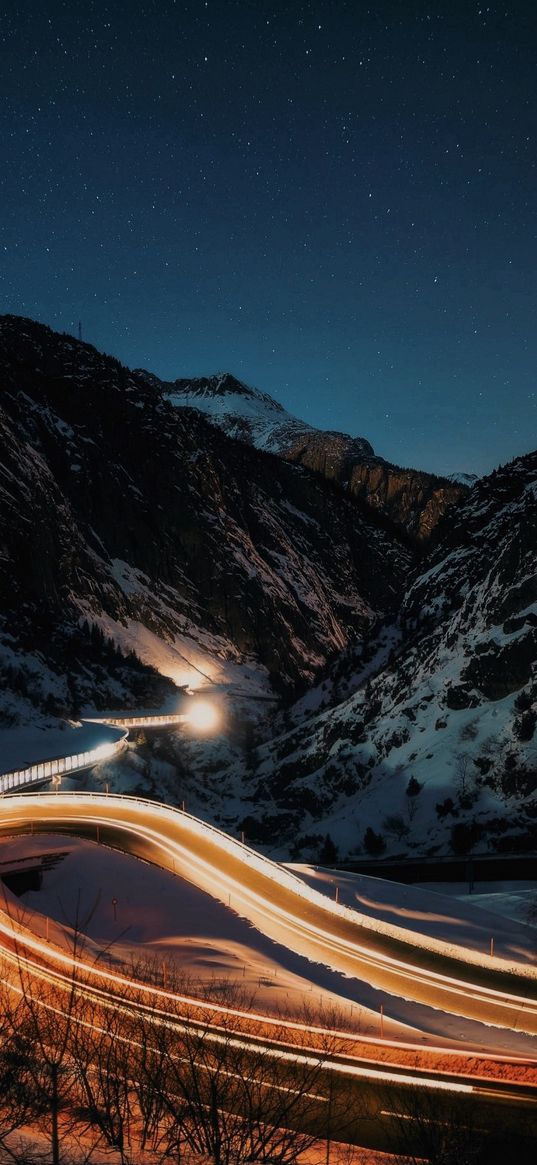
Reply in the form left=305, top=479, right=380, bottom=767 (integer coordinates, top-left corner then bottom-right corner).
left=0, top=696, right=226, bottom=793
left=0, top=791, right=535, bottom=1150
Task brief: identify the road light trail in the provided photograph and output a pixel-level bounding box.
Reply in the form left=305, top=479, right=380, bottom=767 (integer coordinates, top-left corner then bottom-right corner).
left=1, top=898, right=535, bottom=1081
left=1, top=920, right=536, bottom=1106
left=0, top=791, right=536, bottom=1154
left=1, top=792, right=536, bottom=1040
left=1, top=904, right=536, bottom=1157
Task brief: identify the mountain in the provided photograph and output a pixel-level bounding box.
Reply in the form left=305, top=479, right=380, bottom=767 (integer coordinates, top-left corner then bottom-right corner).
left=2, top=317, right=534, bottom=862
left=0, top=315, right=412, bottom=727
left=230, top=453, right=537, bottom=860
left=447, top=472, right=480, bottom=487
left=136, top=371, right=466, bottom=541
left=136, top=370, right=374, bottom=459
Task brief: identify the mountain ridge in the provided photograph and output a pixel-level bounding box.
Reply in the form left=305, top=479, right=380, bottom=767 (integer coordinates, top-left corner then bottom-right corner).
left=135, top=366, right=466, bottom=541
left=1, top=316, right=534, bottom=862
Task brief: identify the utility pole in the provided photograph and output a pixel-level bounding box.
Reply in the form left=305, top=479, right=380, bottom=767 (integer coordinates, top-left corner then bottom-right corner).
left=78, top=320, right=82, bottom=341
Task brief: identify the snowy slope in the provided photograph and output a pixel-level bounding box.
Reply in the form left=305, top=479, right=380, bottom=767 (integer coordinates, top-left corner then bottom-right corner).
left=225, top=453, right=537, bottom=861
left=447, top=472, right=479, bottom=486
left=292, top=865, right=536, bottom=967
left=167, top=373, right=338, bottom=455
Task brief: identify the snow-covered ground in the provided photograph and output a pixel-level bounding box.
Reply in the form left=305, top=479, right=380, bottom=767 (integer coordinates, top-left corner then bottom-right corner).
left=84, top=558, right=273, bottom=697
left=1, top=834, right=381, bottom=1029
left=1, top=834, right=536, bottom=1057
left=420, top=880, right=537, bottom=930
left=4, top=1124, right=398, bottom=1165
left=291, top=867, right=537, bottom=966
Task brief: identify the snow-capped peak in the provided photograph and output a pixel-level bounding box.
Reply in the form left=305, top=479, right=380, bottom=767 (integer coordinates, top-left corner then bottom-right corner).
left=447, top=472, right=479, bottom=487
left=134, top=368, right=375, bottom=459
left=174, top=372, right=285, bottom=411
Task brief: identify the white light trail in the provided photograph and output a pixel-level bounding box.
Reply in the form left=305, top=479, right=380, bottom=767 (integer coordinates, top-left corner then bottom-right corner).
left=1, top=792, right=537, bottom=1064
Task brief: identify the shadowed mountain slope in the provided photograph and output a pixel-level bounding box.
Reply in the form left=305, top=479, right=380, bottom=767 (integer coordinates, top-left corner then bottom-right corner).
left=0, top=316, right=411, bottom=722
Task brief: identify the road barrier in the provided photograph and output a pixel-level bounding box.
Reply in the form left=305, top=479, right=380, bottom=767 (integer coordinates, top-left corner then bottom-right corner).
left=2, top=790, right=536, bottom=986
left=84, top=713, right=188, bottom=728
left=1, top=700, right=210, bottom=795
left=0, top=733, right=128, bottom=795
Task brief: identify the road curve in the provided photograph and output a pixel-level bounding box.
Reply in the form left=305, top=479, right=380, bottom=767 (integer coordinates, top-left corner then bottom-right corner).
left=0, top=702, right=200, bottom=793
left=1, top=791, right=536, bottom=1154
left=0, top=726, right=128, bottom=794
left=1, top=791, right=537, bottom=1039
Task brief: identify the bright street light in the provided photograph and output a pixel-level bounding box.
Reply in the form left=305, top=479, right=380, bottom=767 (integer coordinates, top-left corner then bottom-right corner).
left=186, top=699, right=220, bottom=733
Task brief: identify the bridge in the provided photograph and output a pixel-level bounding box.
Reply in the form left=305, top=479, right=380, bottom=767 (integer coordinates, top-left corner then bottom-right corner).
left=0, top=697, right=218, bottom=795
left=0, top=730, right=128, bottom=795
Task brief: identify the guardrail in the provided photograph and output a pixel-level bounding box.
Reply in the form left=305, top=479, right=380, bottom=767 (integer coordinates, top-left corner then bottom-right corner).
left=84, top=714, right=188, bottom=728
left=2, top=790, right=536, bottom=984
left=0, top=733, right=128, bottom=796
left=0, top=706, right=194, bottom=796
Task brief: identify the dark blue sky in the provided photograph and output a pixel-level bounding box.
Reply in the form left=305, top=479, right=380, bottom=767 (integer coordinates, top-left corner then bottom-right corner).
left=1, top=0, right=536, bottom=475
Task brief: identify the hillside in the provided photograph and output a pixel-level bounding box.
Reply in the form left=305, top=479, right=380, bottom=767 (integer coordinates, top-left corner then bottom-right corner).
left=227, top=453, right=537, bottom=861
left=3, top=316, right=534, bottom=865
left=0, top=315, right=411, bottom=728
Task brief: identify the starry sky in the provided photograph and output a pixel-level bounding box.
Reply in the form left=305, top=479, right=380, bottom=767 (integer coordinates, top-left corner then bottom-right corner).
left=1, top=0, right=536, bottom=476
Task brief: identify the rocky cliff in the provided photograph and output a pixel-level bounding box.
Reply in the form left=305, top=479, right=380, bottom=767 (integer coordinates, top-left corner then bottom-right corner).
left=282, top=436, right=463, bottom=542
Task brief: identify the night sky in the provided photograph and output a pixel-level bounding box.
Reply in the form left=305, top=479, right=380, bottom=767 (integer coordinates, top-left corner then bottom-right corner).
left=1, top=1, right=536, bottom=476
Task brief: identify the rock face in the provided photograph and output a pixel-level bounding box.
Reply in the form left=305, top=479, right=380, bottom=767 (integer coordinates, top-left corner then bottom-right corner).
left=235, top=453, right=537, bottom=860
left=284, top=441, right=463, bottom=542
left=0, top=315, right=412, bottom=722
left=140, top=370, right=466, bottom=540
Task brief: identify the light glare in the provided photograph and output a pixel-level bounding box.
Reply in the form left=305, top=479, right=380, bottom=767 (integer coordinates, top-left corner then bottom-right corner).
left=187, top=699, right=219, bottom=733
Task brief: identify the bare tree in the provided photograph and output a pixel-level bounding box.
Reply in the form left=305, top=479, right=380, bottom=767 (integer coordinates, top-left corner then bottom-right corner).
left=0, top=890, right=103, bottom=1165
left=0, top=968, right=37, bottom=1163
left=121, top=977, right=360, bottom=1165
left=0, top=909, right=374, bottom=1165
left=69, top=996, right=138, bottom=1164
left=382, top=813, right=410, bottom=842
left=383, top=1082, right=536, bottom=1165
left=454, top=753, right=474, bottom=802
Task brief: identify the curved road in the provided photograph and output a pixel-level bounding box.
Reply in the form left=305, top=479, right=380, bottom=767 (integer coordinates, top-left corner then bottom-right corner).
left=0, top=791, right=536, bottom=1152
left=1, top=792, right=536, bottom=1032
left=0, top=703, right=218, bottom=793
